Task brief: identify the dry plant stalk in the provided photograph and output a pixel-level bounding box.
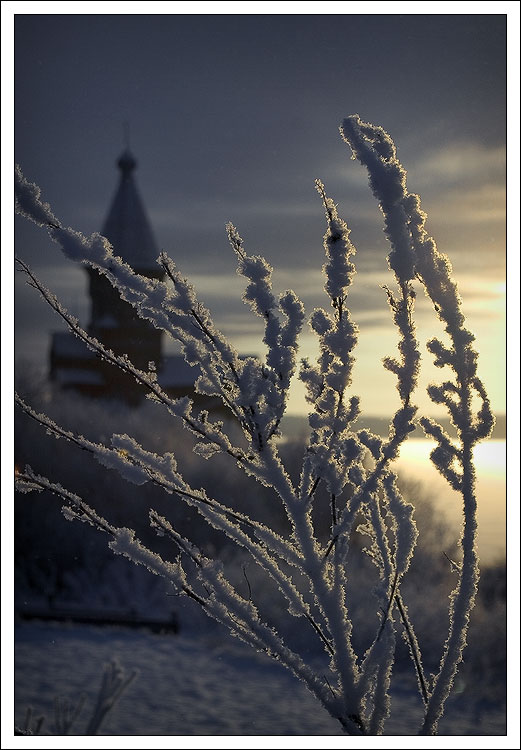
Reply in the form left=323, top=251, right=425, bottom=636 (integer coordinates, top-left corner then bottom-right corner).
left=15, top=114, right=494, bottom=735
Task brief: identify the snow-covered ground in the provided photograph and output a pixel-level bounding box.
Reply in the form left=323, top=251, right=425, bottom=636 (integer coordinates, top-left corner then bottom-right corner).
left=15, top=620, right=505, bottom=736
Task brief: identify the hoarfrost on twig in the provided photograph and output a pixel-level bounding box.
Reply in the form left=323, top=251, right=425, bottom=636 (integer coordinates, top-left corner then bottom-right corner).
left=14, top=115, right=494, bottom=736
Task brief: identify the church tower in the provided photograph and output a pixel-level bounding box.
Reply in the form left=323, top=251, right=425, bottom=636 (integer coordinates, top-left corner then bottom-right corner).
left=49, top=145, right=213, bottom=406
left=86, top=149, right=163, bottom=396
left=49, top=146, right=206, bottom=405
left=50, top=149, right=164, bottom=403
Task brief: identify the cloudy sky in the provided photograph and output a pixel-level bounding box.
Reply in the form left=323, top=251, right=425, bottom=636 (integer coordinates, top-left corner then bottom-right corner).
left=12, top=8, right=507, bottom=417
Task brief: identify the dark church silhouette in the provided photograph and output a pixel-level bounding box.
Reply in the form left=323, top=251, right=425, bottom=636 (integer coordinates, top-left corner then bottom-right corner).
left=49, top=149, right=201, bottom=405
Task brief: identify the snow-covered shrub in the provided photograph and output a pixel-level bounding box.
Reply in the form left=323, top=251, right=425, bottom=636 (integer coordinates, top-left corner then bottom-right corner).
left=14, top=115, right=495, bottom=735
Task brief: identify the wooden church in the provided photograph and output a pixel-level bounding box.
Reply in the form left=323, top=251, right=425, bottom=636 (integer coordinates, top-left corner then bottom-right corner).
left=49, top=148, right=202, bottom=405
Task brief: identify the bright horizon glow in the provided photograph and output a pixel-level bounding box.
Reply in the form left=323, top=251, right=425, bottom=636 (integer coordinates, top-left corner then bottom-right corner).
left=393, top=438, right=506, bottom=565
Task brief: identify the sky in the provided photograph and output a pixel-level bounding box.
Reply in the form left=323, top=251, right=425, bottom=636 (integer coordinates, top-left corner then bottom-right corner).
left=8, top=6, right=511, bottom=418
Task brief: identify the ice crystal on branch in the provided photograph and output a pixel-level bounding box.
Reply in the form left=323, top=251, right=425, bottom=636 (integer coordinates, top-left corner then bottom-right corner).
left=14, top=115, right=493, bottom=736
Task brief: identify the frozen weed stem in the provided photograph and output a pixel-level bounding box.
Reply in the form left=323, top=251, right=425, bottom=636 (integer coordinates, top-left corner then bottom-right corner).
left=15, top=115, right=494, bottom=735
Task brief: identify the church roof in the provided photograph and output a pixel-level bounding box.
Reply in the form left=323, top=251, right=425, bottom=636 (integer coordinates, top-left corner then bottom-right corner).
left=101, top=149, right=160, bottom=272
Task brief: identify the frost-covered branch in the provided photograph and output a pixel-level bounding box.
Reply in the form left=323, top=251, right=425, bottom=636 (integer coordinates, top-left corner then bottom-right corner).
left=15, top=257, right=253, bottom=469
left=341, top=113, right=494, bottom=735
left=15, top=394, right=302, bottom=574
left=227, top=222, right=305, bottom=444
left=15, top=116, right=493, bottom=735
left=15, top=465, right=347, bottom=730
